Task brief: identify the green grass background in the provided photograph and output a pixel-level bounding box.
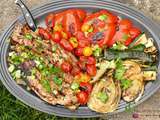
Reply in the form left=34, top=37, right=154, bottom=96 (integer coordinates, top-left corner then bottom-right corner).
left=0, top=81, right=98, bottom=120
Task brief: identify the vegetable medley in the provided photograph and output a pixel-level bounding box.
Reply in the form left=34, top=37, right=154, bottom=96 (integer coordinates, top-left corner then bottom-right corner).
left=8, top=9, right=158, bottom=113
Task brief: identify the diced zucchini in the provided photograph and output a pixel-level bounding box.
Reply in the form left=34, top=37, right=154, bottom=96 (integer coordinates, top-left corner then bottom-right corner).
left=71, top=82, right=79, bottom=90
left=14, top=70, right=21, bottom=79
left=128, top=33, right=147, bottom=48
left=143, top=71, right=156, bottom=81
left=8, top=64, right=15, bottom=73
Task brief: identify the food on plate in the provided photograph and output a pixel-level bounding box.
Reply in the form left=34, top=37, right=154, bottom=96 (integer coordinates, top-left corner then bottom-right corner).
left=7, top=9, right=158, bottom=113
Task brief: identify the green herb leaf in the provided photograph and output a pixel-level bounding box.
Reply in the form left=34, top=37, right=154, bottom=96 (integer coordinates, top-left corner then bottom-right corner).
left=53, top=76, right=62, bottom=85
left=115, top=59, right=125, bottom=80
left=121, top=79, right=132, bottom=90
left=98, top=14, right=107, bottom=21
left=24, top=33, right=33, bottom=40
left=93, top=45, right=102, bottom=57
left=97, top=92, right=108, bottom=103
left=50, top=66, right=61, bottom=74
left=41, top=79, right=51, bottom=93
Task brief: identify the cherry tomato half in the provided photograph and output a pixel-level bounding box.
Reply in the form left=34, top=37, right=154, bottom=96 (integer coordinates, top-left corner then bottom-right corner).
left=77, top=91, right=88, bottom=105
left=74, top=48, right=84, bottom=56
left=52, top=31, right=62, bottom=43
left=80, top=82, right=92, bottom=94
left=38, top=27, right=52, bottom=40
left=86, top=64, right=97, bottom=76
left=59, top=39, right=74, bottom=51
left=61, top=61, right=72, bottom=73
left=71, top=66, right=81, bottom=76
left=79, top=56, right=96, bottom=65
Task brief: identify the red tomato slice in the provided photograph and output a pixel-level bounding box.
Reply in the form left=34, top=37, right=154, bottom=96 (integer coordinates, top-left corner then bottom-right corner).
left=119, top=19, right=132, bottom=30
left=129, top=27, right=141, bottom=39
left=63, top=10, right=82, bottom=37
left=74, top=9, right=86, bottom=21
left=84, top=10, right=118, bottom=24
left=97, top=23, right=116, bottom=47
left=112, top=29, right=133, bottom=46
left=45, top=13, right=55, bottom=28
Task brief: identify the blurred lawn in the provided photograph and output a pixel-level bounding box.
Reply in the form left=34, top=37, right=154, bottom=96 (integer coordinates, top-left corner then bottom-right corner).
left=0, top=81, right=98, bottom=120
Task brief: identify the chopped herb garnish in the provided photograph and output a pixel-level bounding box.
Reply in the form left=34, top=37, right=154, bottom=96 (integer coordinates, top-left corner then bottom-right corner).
left=50, top=66, right=61, bottom=74
left=97, top=92, right=108, bottom=103
left=98, top=14, right=107, bottom=21
left=53, top=76, right=62, bottom=85
left=115, top=59, right=132, bottom=89
left=24, top=33, right=33, bottom=40
left=41, top=79, right=51, bottom=93
left=115, top=59, right=125, bottom=80
left=93, top=45, right=102, bottom=57
left=121, top=79, right=132, bottom=90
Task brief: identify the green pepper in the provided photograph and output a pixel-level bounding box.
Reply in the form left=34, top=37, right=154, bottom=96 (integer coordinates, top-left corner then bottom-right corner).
left=53, top=76, right=62, bottom=85
left=41, top=79, right=51, bottom=93
left=24, top=33, right=33, bottom=40
left=97, top=92, right=108, bottom=103
left=71, top=82, right=79, bottom=90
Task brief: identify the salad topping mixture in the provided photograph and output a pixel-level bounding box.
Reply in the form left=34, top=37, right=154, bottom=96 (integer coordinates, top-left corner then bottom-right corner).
left=8, top=9, right=157, bottom=113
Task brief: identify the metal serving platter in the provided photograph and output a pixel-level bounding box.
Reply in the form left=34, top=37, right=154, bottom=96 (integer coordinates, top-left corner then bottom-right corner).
left=0, top=0, right=160, bottom=118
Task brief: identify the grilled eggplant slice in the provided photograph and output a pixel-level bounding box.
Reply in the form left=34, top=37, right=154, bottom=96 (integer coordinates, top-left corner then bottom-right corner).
left=88, top=76, right=121, bottom=113
left=122, top=74, right=144, bottom=102
left=122, top=61, right=144, bottom=102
